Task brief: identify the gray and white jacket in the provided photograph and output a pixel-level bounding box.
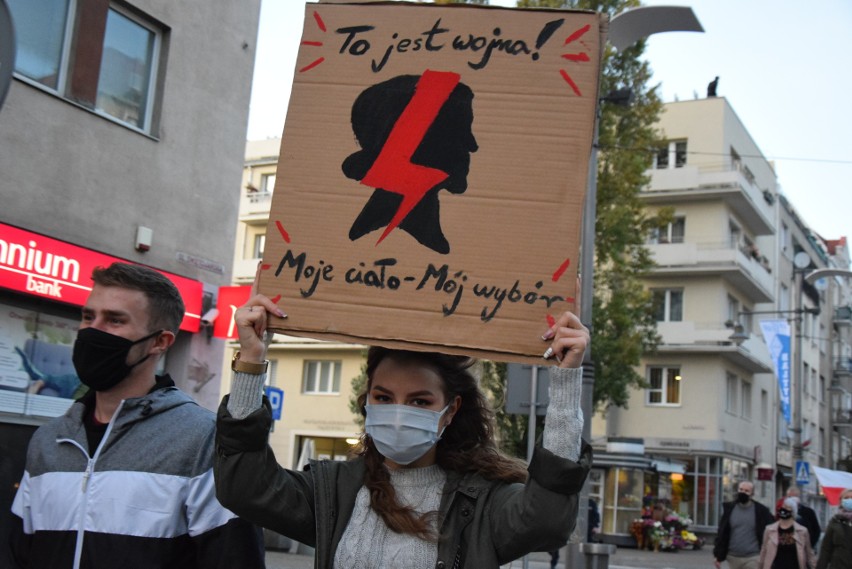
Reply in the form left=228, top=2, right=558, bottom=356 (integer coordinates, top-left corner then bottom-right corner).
left=10, top=375, right=265, bottom=569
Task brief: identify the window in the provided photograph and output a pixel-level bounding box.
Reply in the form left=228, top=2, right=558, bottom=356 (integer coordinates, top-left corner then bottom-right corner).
left=655, top=140, right=687, bottom=169
left=741, top=381, right=752, bottom=420
left=730, top=148, right=741, bottom=172
left=252, top=234, right=265, bottom=259
left=652, top=289, right=683, bottom=322
left=302, top=360, right=341, bottom=394
left=674, top=141, right=687, bottom=168
left=649, top=217, right=685, bottom=244
left=261, top=173, right=276, bottom=193
left=726, top=373, right=738, bottom=414
left=8, top=0, right=162, bottom=132
left=655, top=145, right=669, bottom=169
left=646, top=366, right=681, bottom=405
left=761, top=389, right=768, bottom=426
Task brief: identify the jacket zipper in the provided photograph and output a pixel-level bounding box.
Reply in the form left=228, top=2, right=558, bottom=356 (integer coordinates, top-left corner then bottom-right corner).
left=57, top=400, right=125, bottom=569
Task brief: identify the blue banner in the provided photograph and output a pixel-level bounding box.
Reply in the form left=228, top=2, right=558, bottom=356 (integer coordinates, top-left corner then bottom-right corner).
left=759, top=319, right=791, bottom=424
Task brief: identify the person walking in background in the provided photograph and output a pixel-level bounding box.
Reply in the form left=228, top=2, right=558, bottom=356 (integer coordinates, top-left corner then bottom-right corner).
left=758, top=498, right=816, bottom=569
left=215, top=278, right=592, bottom=568
left=786, top=487, right=821, bottom=549
left=714, top=480, right=776, bottom=569
left=817, top=488, right=852, bottom=569
left=588, top=497, right=601, bottom=542
left=9, top=263, right=265, bottom=569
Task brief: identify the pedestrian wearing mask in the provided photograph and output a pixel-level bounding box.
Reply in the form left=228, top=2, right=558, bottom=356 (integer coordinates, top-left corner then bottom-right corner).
left=758, top=498, right=816, bottom=569
left=214, top=280, right=592, bottom=568
left=714, top=481, right=776, bottom=569
left=786, top=487, right=821, bottom=549
left=817, top=488, right=852, bottom=569
left=9, top=263, right=265, bottom=569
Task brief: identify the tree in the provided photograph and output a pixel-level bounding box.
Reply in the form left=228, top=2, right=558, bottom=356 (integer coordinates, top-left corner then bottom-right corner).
left=516, top=0, right=666, bottom=410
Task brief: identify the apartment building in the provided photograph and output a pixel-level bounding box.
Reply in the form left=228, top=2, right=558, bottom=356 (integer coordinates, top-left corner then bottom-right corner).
left=589, top=96, right=852, bottom=542
left=227, top=139, right=363, bottom=472
left=0, top=0, right=260, bottom=553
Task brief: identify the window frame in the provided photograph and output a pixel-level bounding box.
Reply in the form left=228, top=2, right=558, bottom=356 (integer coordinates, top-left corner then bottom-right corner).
left=645, top=365, right=682, bottom=407
left=9, top=0, right=163, bottom=134
left=725, top=373, right=738, bottom=415
left=652, top=288, right=683, bottom=322
left=741, top=380, right=752, bottom=420
left=301, top=359, right=342, bottom=395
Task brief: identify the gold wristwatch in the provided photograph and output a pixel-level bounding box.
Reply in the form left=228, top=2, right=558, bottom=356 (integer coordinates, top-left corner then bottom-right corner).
left=231, top=351, right=268, bottom=375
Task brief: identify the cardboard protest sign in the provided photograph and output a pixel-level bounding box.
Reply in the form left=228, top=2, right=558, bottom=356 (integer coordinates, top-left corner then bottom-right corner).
left=260, top=1, right=604, bottom=363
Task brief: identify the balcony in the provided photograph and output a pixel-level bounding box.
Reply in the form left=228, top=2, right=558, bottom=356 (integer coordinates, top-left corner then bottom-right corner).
left=835, top=358, right=852, bottom=377
left=240, top=190, right=274, bottom=218
left=834, top=408, right=852, bottom=427
left=835, top=305, right=852, bottom=326
left=644, top=164, right=775, bottom=235
left=654, top=321, right=772, bottom=373
left=647, top=241, right=774, bottom=303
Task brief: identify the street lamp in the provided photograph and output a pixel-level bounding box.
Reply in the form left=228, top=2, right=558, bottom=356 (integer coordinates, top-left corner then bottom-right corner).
left=574, top=6, right=702, bottom=567
left=801, top=267, right=852, bottom=467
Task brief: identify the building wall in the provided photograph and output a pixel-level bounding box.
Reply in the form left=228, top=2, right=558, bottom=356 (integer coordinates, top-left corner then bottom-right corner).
left=0, top=0, right=259, bottom=284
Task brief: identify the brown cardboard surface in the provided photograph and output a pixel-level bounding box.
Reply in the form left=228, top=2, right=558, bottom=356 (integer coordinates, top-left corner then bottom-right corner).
left=260, top=1, right=604, bottom=364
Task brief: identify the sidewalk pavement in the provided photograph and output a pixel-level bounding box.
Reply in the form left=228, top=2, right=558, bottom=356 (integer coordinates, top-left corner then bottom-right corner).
left=264, top=544, right=717, bottom=569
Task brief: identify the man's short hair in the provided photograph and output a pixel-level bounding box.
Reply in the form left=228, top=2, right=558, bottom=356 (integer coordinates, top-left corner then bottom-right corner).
left=91, top=263, right=185, bottom=334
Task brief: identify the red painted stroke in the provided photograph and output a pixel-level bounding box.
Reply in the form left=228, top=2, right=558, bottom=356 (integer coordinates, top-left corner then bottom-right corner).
left=299, top=57, right=325, bottom=73
left=564, top=24, right=590, bottom=45
left=260, top=264, right=271, bottom=270
left=360, top=70, right=460, bottom=245
left=275, top=220, right=291, bottom=243
left=552, top=258, right=571, bottom=282
left=313, top=11, right=326, bottom=32
left=271, top=294, right=282, bottom=304
left=561, top=53, right=590, bottom=62
left=546, top=314, right=556, bottom=328
left=559, top=69, right=581, bottom=96
left=301, top=40, right=323, bottom=46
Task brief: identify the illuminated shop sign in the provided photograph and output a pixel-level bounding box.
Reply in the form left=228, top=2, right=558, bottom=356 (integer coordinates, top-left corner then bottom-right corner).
left=0, top=223, right=202, bottom=332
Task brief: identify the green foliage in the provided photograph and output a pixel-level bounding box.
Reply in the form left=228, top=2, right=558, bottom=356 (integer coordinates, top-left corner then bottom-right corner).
left=348, top=351, right=369, bottom=429
left=511, top=0, right=671, bottom=410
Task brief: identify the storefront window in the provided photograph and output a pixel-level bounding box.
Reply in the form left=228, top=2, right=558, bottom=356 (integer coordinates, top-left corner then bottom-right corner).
left=0, top=300, right=81, bottom=417
left=603, top=467, right=645, bottom=534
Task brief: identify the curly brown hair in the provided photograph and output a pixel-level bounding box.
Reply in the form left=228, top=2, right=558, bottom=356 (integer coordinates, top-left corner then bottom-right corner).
left=353, top=347, right=527, bottom=539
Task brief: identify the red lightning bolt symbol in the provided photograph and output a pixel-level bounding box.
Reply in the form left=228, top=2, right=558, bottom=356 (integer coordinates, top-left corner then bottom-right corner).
left=360, top=70, right=460, bottom=245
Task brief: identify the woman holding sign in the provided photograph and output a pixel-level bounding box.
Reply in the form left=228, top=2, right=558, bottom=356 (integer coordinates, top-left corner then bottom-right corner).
left=214, top=282, right=591, bottom=568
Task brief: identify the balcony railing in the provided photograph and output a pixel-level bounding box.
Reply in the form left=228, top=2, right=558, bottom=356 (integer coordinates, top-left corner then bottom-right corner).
left=647, top=240, right=774, bottom=303
left=834, top=358, right=852, bottom=376
left=644, top=163, right=775, bottom=235
left=833, top=409, right=852, bottom=427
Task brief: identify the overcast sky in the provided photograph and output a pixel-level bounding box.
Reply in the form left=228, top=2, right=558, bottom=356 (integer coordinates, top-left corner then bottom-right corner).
left=246, top=0, right=852, bottom=242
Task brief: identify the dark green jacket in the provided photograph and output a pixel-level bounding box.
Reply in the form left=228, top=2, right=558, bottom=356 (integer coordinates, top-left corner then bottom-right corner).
left=214, top=397, right=591, bottom=569
left=816, top=515, right=852, bottom=569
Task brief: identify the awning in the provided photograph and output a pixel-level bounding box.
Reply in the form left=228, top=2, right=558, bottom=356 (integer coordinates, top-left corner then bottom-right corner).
left=812, top=466, right=852, bottom=505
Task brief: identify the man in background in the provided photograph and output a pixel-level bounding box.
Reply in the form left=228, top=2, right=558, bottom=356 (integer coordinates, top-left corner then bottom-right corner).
left=713, top=480, right=774, bottom=569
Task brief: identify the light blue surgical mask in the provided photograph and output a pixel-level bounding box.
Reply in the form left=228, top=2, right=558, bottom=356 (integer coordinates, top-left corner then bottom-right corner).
left=365, top=403, right=449, bottom=465
left=842, top=498, right=852, bottom=511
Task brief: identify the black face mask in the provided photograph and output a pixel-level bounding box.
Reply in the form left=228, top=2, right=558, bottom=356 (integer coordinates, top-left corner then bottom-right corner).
left=777, top=509, right=793, bottom=520
left=73, top=327, right=162, bottom=392
left=737, top=492, right=751, bottom=504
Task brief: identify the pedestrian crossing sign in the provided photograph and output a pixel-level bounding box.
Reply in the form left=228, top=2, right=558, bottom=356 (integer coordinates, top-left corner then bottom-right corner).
left=795, top=461, right=810, bottom=485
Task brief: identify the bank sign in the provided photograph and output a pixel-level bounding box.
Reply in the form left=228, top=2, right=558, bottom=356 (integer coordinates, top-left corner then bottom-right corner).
left=0, top=223, right=203, bottom=332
